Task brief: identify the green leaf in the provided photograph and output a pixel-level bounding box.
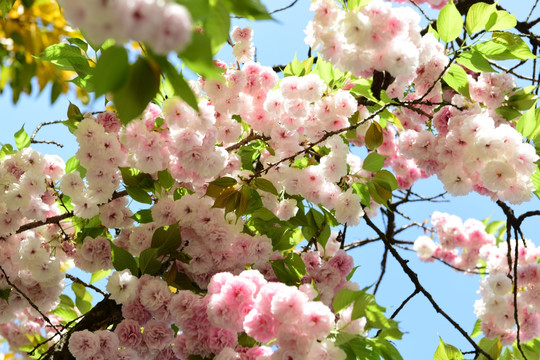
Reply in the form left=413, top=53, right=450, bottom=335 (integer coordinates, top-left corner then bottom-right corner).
left=110, top=242, right=139, bottom=276
left=433, top=338, right=465, bottom=360
left=347, top=0, right=372, bottom=10
left=179, top=31, right=222, bottom=79
left=205, top=2, right=231, bottom=53
left=428, top=24, right=440, bottom=41
left=151, top=225, right=182, bottom=256
left=437, top=0, right=463, bottom=43
left=333, top=289, right=363, bottom=313
left=456, top=50, right=495, bottom=73
left=90, top=269, right=112, bottom=284
left=113, top=57, right=161, bottom=124
left=495, top=106, right=522, bottom=121
left=14, top=125, right=30, bottom=150
left=507, top=86, right=538, bottom=110
left=465, top=2, right=496, bottom=35
left=443, top=63, right=470, bottom=99
left=0, top=0, right=15, bottom=19
left=67, top=37, right=89, bottom=53
left=0, top=144, right=15, bottom=160
left=210, top=177, right=238, bottom=188
left=363, top=152, right=385, bottom=172
left=139, top=248, right=162, bottom=275
left=126, top=186, right=153, bottom=205
left=352, top=182, right=371, bottom=206
left=532, top=168, right=540, bottom=199
left=476, top=32, right=538, bottom=61
left=93, top=46, right=129, bottom=97
left=516, top=103, right=539, bottom=138
left=365, top=122, right=384, bottom=150
left=0, top=288, right=10, bottom=302
left=368, top=338, right=403, bottom=360
left=39, top=43, right=92, bottom=76
left=51, top=302, right=78, bottom=322
left=477, top=337, right=502, bottom=360
left=374, top=170, right=398, bottom=191
left=72, top=283, right=93, bottom=314
left=131, top=209, right=154, bottom=224
left=224, top=0, right=272, bottom=20
left=157, top=169, right=176, bottom=190
left=485, top=10, right=517, bottom=32
left=151, top=55, right=199, bottom=111
left=253, top=178, right=279, bottom=195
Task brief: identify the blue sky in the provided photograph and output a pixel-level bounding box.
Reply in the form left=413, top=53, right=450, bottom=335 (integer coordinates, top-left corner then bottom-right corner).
left=1, top=0, right=539, bottom=358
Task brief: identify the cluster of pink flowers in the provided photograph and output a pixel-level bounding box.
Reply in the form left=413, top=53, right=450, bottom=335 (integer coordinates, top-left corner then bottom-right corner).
left=0, top=230, right=67, bottom=320
left=475, top=239, right=540, bottom=345
left=0, top=148, right=65, bottom=235
left=302, top=240, right=356, bottom=305
left=415, top=212, right=540, bottom=344
left=306, top=0, right=433, bottom=84
left=231, top=26, right=255, bottom=64
left=58, top=0, right=192, bottom=54
left=62, top=113, right=127, bottom=219
left=0, top=148, right=68, bottom=342
left=69, top=269, right=347, bottom=359
left=114, top=193, right=273, bottom=288
left=397, top=101, right=538, bottom=202
left=413, top=211, right=496, bottom=271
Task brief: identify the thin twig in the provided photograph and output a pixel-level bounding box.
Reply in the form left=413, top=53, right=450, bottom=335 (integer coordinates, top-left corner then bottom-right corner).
left=269, top=0, right=299, bottom=15
left=30, top=120, right=65, bottom=148
left=526, top=0, right=540, bottom=22
left=65, top=274, right=108, bottom=297
left=408, top=0, right=434, bottom=22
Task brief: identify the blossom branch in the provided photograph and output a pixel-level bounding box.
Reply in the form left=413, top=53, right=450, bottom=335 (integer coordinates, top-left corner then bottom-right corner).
left=14, top=190, right=128, bottom=235
left=0, top=265, right=62, bottom=337
left=363, top=215, right=493, bottom=360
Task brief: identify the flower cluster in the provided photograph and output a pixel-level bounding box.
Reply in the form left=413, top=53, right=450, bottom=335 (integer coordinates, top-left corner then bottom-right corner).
left=415, top=212, right=540, bottom=345
left=0, top=148, right=64, bottom=235
left=62, top=113, right=127, bottom=219
left=231, top=26, right=255, bottom=64
left=58, top=0, right=192, bottom=54
left=413, top=211, right=496, bottom=271
left=306, top=0, right=432, bottom=83
left=475, top=239, right=540, bottom=345
left=397, top=103, right=538, bottom=203
left=69, top=269, right=347, bottom=359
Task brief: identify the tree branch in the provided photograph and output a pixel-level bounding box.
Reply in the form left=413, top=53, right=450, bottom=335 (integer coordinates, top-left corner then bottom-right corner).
left=363, top=215, right=493, bottom=360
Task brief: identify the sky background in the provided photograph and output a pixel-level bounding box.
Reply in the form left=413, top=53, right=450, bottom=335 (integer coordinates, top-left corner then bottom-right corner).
left=1, top=0, right=539, bottom=359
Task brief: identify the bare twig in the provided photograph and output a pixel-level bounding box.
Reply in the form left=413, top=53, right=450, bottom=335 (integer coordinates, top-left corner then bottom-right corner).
left=269, top=0, right=299, bottom=15
left=30, top=120, right=65, bottom=148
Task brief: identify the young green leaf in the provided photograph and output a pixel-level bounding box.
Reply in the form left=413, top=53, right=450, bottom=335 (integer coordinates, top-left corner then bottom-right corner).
left=443, top=63, right=470, bottom=99
left=14, top=125, right=31, bottom=150
left=485, top=11, right=517, bottom=32
left=465, top=2, right=496, bottom=35
left=437, top=0, right=463, bottom=43
left=362, top=152, right=385, bottom=172
left=433, top=338, right=465, bottom=360
left=93, top=46, right=129, bottom=97
left=113, top=57, right=161, bottom=124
